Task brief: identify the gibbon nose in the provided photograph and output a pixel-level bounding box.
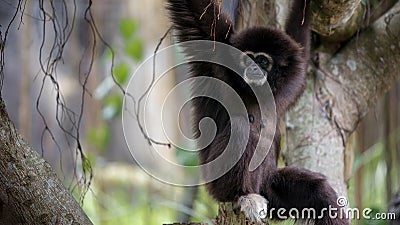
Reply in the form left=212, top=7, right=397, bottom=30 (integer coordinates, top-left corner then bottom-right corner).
left=245, top=65, right=264, bottom=79
left=245, top=64, right=265, bottom=79
left=244, top=64, right=267, bottom=86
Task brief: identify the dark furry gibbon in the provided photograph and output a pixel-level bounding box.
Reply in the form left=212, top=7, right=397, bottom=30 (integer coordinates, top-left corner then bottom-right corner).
left=166, top=0, right=349, bottom=224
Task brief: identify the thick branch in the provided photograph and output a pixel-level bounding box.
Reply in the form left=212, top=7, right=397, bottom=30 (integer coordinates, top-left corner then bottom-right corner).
left=320, top=1, right=400, bottom=137
left=0, top=99, right=92, bottom=225
left=311, top=0, right=398, bottom=42
left=284, top=1, right=400, bottom=198
left=163, top=202, right=258, bottom=225
left=363, top=0, right=398, bottom=27
left=311, top=0, right=362, bottom=41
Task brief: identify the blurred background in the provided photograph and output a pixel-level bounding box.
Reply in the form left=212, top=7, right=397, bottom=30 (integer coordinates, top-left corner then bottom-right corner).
left=0, top=0, right=399, bottom=225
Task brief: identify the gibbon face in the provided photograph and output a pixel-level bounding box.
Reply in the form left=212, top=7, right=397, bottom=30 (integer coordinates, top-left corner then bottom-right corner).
left=231, top=27, right=305, bottom=93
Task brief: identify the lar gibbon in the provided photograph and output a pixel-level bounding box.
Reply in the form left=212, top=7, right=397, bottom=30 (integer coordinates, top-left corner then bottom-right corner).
left=166, top=0, right=349, bottom=224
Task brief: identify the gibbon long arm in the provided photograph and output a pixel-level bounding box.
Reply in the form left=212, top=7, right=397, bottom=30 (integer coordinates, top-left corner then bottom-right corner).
left=273, top=0, right=311, bottom=116
left=166, top=0, right=233, bottom=43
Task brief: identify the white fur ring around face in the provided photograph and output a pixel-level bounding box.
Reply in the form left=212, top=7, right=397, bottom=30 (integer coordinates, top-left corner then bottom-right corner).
left=237, top=193, right=269, bottom=224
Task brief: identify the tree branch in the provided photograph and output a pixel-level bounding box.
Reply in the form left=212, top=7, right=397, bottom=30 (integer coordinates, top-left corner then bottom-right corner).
left=311, top=0, right=362, bottom=41
left=362, top=0, right=398, bottom=27
left=0, top=99, right=92, bottom=225
left=284, top=0, right=400, bottom=199
left=320, top=1, right=400, bottom=137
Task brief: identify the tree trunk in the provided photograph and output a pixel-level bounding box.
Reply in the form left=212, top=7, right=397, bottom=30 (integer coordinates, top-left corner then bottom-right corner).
left=284, top=0, right=400, bottom=217
left=0, top=99, right=92, bottom=225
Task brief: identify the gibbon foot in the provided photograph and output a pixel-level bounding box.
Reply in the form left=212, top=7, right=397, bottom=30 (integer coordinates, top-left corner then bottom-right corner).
left=237, top=193, right=268, bottom=224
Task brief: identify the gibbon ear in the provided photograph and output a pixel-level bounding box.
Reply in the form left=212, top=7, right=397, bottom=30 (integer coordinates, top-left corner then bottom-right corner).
left=167, top=0, right=234, bottom=43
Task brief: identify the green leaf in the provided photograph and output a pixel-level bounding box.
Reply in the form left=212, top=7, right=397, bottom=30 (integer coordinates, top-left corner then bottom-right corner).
left=83, top=153, right=95, bottom=171
left=175, top=148, right=199, bottom=167
left=119, top=18, right=138, bottom=41
left=104, top=48, right=114, bottom=60
left=87, top=126, right=110, bottom=151
left=103, top=94, right=123, bottom=118
left=113, top=62, right=130, bottom=85
left=124, top=38, right=144, bottom=61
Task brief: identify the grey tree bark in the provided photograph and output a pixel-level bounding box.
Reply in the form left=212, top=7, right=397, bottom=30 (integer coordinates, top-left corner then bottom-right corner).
left=285, top=0, right=400, bottom=197
left=0, top=99, right=92, bottom=225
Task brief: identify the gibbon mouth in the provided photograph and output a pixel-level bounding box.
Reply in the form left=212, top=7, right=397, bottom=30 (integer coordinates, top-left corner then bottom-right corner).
left=243, top=64, right=268, bottom=86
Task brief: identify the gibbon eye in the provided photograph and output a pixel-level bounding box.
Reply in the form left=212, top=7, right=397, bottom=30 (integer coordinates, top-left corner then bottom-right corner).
left=254, top=52, right=273, bottom=72
left=240, top=51, right=255, bottom=67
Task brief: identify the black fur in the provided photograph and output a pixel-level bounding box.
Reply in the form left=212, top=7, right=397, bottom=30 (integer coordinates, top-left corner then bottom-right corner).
left=166, top=0, right=349, bottom=224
